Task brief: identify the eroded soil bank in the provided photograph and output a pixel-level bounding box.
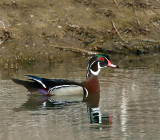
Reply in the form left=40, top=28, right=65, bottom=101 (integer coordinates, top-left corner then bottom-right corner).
left=0, top=0, right=160, bottom=63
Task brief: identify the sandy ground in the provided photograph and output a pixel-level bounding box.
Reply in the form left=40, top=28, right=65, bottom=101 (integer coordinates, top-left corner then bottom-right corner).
left=0, top=0, right=160, bottom=62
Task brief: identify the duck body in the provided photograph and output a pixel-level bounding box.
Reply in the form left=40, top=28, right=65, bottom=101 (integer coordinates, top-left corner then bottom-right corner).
left=82, top=75, right=100, bottom=94
left=16, top=75, right=86, bottom=96
left=13, top=54, right=118, bottom=96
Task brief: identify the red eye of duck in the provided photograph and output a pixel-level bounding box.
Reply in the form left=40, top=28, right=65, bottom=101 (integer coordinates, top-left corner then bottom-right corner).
left=99, top=57, right=104, bottom=61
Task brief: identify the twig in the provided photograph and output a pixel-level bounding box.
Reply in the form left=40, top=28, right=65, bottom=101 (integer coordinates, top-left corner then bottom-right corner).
left=0, top=20, right=6, bottom=30
left=111, top=19, right=128, bottom=43
left=0, top=20, right=7, bottom=45
left=0, top=40, right=4, bottom=45
left=133, top=6, right=140, bottom=26
left=155, top=0, right=160, bottom=4
left=144, top=10, right=160, bottom=30
left=113, top=0, right=119, bottom=8
left=150, top=8, right=160, bottom=16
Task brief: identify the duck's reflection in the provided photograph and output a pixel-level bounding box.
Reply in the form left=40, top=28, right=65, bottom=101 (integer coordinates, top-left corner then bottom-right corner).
left=14, top=95, right=80, bottom=111
left=84, top=93, right=112, bottom=125
left=14, top=93, right=112, bottom=126
left=13, top=79, right=112, bottom=126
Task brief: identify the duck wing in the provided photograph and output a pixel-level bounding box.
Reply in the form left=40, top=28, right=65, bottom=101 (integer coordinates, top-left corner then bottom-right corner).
left=25, top=75, right=83, bottom=89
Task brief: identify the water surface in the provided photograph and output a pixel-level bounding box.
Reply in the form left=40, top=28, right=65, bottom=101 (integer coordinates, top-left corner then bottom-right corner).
left=0, top=54, right=160, bottom=140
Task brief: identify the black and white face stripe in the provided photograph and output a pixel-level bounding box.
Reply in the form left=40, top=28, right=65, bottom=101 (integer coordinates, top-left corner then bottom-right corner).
left=86, top=54, right=113, bottom=77
left=89, top=59, right=108, bottom=76
left=90, top=61, right=101, bottom=76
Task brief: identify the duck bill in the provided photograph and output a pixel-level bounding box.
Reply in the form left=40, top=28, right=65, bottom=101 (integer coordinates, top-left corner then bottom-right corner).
left=108, top=60, right=119, bottom=68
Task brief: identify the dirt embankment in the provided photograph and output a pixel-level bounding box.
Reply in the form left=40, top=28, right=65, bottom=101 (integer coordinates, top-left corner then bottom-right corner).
left=0, top=0, right=160, bottom=62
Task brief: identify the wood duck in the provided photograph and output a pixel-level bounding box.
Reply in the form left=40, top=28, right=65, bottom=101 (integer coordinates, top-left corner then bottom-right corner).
left=12, top=54, right=118, bottom=96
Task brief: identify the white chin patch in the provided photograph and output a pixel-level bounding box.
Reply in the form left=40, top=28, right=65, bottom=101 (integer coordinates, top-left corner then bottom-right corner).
left=90, top=69, right=100, bottom=76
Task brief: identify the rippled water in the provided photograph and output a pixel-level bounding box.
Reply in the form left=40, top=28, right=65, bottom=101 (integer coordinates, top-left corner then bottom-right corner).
left=0, top=54, right=160, bottom=140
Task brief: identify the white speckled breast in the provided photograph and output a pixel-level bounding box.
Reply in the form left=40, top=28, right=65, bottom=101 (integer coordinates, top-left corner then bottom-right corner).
left=48, top=85, right=84, bottom=96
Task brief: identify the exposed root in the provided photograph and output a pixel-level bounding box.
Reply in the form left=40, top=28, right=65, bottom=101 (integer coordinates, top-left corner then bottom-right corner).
left=51, top=45, right=99, bottom=56
left=111, top=19, right=128, bottom=43
left=0, top=20, right=6, bottom=30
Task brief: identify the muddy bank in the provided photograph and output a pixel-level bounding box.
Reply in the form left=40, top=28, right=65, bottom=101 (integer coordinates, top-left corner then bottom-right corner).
left=0, top=0, right=160, bottom=62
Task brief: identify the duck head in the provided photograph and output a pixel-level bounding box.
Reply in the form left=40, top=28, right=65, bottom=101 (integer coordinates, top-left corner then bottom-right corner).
left=86, top=54, right=119, bottom=78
